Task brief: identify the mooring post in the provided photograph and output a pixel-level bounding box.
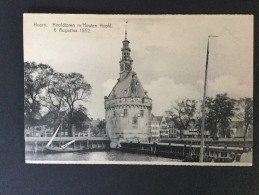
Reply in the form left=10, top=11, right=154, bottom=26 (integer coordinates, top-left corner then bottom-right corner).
left=205, top=144, right=209, bottom=161
left=236, top=153, right=241, bottom=162
left=153, top=142, right=156, bottom=155
left=34, top=141, right=37, bottom=153
left=183, top=144, right=186, bottom=158
left=224, top=145, right=227, bottom=150
left=87, top=139, right=89, bottom=148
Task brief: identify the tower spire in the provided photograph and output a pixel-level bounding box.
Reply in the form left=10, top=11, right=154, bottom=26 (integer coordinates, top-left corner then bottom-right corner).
left=120, top=21, right=133, bottom=78
left=125, top=20, right=128, bottom=39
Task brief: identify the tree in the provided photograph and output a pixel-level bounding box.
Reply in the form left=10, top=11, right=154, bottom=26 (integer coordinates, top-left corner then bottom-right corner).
left=24, top=62, right=92, bottom=137
left=62, top=73, right=92, bottom=135
left=170, top=99, right=197, bottom=137
left=91, top=120, right=106, bottom=137
left=236, top=98, right=253, bottom=144
left=40, top=72, right=67, bottom=119
left=24, top=62, right=54, bottom=127
left=66, top=105, right=89, bottom=132
left=97, top=120, right=106, bottom=136
left=205, top=97, right=218, bottom=139
left=206, top=94, right=236, bottom=138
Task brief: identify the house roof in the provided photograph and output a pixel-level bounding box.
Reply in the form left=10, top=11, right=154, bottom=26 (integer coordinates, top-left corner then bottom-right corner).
left=108, top=71, right=149, bottom=100
left=151, top=115, right=163, bottom=124
left=41, top=111, right=67, bottom=123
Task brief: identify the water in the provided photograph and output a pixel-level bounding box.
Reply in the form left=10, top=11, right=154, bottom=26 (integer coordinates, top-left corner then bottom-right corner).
left=25, top=150, right=180, bottom=162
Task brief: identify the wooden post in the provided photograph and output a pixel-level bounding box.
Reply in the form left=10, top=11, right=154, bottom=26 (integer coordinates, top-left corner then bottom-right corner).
left=34, top=141, right=37, bottom=153
left=87, top=139, right=89, bottom=148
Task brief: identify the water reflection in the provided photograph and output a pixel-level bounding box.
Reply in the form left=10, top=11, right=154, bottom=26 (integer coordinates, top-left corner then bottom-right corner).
left=26, top=150, right=179, bottom=162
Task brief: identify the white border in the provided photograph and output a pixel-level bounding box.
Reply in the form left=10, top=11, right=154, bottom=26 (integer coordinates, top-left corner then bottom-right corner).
left=26, top=160, right=252, bottom=166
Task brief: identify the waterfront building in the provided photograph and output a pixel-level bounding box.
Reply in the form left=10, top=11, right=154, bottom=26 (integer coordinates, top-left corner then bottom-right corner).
left=182, top=119, right=209, bottom=139
left=24, top=125, right=54, bottom=137
left=160, top=114, right=176, bottom=138
left=151, top=115, right=162, bottom=142
left=104, top=28, right=152, bottom=148
left=182, top=129, right=210, bottom=139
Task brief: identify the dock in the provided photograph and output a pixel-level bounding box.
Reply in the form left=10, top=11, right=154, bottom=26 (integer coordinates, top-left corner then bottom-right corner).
left=120, top=142, right=249, bottom=162
left=25, top=137, right=110, bottom=152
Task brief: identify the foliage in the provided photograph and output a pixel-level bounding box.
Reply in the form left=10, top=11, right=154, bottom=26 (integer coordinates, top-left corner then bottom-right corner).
left=24, top=62, right=54, bottom=127
left=167, top=94, right=247, bottom=139
left=236, top=97, right=253, bottom=143
left=40, top=72, right=67, bottom=114
left=170, top=99, right=197, bottom=137
left=92, top=120, right=106, bottom=137
left=24, top=62, right=92, bottom=134
left=206, top=94, right=236, bottom=138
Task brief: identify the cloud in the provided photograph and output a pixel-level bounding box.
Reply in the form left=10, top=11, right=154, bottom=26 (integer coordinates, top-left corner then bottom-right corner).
left=144, top=78, right=201, bottom=116
left=103, top=79, right=117, bottom=96
left=198, top=75, right=253, bottom=98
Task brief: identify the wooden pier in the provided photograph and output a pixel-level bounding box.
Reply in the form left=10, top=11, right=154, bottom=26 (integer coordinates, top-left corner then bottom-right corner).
left=120, top=142, right=248, bottom=162
left=160, top=138, right=253, bottom=148
left=25, top=137, right=110, bottom=153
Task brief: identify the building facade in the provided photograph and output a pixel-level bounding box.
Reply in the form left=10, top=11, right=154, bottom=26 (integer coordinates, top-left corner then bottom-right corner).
left=151, top=115, right=162, bottom=142
left=104, top=29, right=152, bottom=148
left=160, top=115, right=176, bottom=138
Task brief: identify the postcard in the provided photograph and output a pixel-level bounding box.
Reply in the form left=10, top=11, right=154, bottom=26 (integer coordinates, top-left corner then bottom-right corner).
left=24, top=14, right=253, bottom=165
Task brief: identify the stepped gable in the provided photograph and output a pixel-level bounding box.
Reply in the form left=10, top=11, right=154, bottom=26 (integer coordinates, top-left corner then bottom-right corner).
left=108, top=71, right=149, bottom=100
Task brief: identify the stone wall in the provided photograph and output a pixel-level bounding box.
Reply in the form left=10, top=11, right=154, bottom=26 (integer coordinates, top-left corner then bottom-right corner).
left=105, top=97, right=152, bottom=148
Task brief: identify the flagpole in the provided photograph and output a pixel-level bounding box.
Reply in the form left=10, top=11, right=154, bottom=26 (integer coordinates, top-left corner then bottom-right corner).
left=199, top=35, right=218, bottom=162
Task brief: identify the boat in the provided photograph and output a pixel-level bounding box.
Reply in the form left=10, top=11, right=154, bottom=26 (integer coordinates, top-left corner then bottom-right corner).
left=44, top=122, right=85, bottom=153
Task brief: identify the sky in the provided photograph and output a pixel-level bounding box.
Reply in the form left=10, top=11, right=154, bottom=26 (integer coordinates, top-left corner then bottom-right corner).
left=24, top=14, right=253, bottom=119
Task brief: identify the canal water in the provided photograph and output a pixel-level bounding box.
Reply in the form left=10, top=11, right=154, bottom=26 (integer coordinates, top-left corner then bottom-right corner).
left=25, top=150, right=181, bottom=162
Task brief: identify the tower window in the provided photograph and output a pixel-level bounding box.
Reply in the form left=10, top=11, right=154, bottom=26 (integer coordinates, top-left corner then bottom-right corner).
left=132, top=116, right=138, bottom=124
left=124, top=109, right=128, bottom=115
left=113, top=111, right=116, bottom=117
left=139, top=110, right=144, bottom=117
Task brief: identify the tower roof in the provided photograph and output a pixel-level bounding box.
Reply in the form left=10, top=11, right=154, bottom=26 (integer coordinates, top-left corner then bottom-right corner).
left=107, top=22, right=150, bottom=101
left=108, top=71, right=149, bottom=100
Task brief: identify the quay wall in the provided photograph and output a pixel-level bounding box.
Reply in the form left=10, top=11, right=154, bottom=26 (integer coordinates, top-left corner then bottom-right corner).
left=120, top=142, right=247, bottom=162
left=160, top=138, right=253, bottom=148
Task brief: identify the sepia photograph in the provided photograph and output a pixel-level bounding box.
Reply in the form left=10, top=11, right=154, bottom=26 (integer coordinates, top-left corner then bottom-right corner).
left=24, top=14, right=253, bottom=165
